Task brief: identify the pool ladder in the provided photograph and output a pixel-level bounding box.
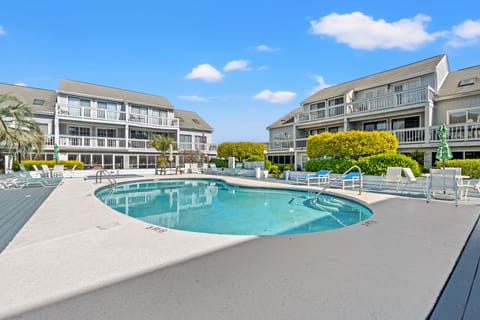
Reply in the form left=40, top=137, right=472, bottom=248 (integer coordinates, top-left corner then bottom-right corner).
left=95, top=169, right=117, bottom=186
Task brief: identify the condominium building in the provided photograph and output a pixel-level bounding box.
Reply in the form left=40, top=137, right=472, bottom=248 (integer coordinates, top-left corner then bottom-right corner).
left=267, top=54, right=480, bottom=169
left=0, top=79, right=216, bottom=169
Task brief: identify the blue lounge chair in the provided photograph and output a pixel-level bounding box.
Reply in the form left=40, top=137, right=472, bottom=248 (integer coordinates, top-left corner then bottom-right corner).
left=296, top=169, right=331, bottom=186
left=330, top=172, right=361, bottom=189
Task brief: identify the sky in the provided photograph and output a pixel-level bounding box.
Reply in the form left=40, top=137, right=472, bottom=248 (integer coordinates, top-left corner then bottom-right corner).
left=1, top=1, right=480, bottom=143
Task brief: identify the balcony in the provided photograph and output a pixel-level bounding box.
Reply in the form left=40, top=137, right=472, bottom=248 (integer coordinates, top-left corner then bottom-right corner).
left=56, top=103, right=179, bottom=128
left=296, top=86, right=429, bottom=123
left=58, top=135, right=127, bottom=149
left=350, top=86, right=428, bottom=115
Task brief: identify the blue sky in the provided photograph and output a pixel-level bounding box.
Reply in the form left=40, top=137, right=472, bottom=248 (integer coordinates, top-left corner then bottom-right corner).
left=1, top=1, right=480, bottom=143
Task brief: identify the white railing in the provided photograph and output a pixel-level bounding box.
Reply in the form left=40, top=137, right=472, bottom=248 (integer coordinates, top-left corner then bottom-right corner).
left=430, top=123, right=480, bottom=142
left=267, top=140, right=294, bottom=151
left=58, top=135, right=127, bottom=148
left=56, top=103, right=179, bottom=128
left=391, top=128, right=425, bottom=144
left=350, top=86, right=428, bottom=114
left=296, top=86, right=429, bottom=123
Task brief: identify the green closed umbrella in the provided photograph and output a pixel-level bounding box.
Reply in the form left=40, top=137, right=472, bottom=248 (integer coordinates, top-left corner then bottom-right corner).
left=53, top=143, right=59, bottom=163
left=435, top=124, right=453, bottom=193
left=436, top=124, right=453, bottom=168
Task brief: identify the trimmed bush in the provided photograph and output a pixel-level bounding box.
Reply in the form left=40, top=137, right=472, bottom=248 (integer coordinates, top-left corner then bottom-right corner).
left=306, top=130, right=398, bottom=160
left=21, top=160, right=84, bottom=170
left=435, top=159, right=480, bottom=179
left=209, top=158, right=228, bottom=168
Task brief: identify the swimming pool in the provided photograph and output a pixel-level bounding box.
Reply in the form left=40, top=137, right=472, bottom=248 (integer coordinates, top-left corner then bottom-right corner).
left=95, top=179, right=372, bottom=236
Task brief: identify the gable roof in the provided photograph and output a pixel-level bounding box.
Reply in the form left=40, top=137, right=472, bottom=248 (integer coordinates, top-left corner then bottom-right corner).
left=0, top=83, right=56, bottom=114
left=174, top=109, right=213, bottom=132
left=267, top=107, right=303, bottom=129
left=435, top=65, right=480, bottom=100
left=58, top=79, right=174, bottom=109
left=302, top=54, right=446, bottom=105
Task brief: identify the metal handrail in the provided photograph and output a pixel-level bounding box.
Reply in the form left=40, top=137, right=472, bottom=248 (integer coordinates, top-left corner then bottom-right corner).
left=342, top=165, right=363, bottom=195
left=95, top=169, right=117, bottom=186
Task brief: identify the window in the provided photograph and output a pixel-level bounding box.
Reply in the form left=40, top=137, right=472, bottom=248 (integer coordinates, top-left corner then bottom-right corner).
left=97, top=101, right=117, bottom=120
left=68, top=97, right=91, bottom=117
left=68, top=126, right=90, bottom=136
left=449, top=111, right=467, bottom=124
left=458, top=78, right=476, bottom=87
left=130, top=130, right=148, bottom=139
left=364, top=121, right=387, bottom=131
left=392, top=116, right=420, bottom=130
left=310, top=102, right=325, bottom=110
left=328, top=97, right=344, bottom=107
left=192, top=119, right=200, bottom=124
left=130, top=105, right=148, bottom=123
left=97, top=129, right=116, bottom=137
left=33, top=99, right=45, bottom=105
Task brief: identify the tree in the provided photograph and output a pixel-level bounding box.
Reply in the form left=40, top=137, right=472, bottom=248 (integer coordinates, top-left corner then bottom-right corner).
left=217, top=142, right=266, bottom=161
left=0, top=93, right=44, bottom=159
left=149, top=135, right=174, bottom=168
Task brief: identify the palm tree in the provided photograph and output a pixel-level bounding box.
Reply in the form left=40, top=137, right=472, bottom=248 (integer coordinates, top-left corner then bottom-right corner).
left=149, top=134, right=175, bottom=171
left=0, top=93, right=44, bottom=160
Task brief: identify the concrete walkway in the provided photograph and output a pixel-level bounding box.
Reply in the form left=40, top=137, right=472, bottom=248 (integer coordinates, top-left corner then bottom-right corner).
left=0, top=175, right=479, bottom=319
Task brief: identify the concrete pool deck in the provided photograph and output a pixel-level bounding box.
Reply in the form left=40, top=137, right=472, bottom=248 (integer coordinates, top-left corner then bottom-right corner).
left=0, top=174, right=479, bottom=319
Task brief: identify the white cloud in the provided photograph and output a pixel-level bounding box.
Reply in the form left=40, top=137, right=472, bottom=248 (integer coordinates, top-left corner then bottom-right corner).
left=310, top=12, right=437, bottom=50
left=224, top=60, right=251, bottom=72
left=0, top=25, right=5, bottom=35
left=309, top=76, right=331, bottom=95
left=447, top=19, right=480, bottom=47
left=14, top=83, right=27, bottom=87
left=185, top=64, right=223, bottom=82
left=256, top=44, right=277, bottom=52
left=253, top=89, right=296, bottom=104
left=179, top=95, right=207, bottom=102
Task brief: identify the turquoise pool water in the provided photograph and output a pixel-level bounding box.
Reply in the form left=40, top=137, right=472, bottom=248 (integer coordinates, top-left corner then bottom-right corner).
left=95, top=179, right=372, bottom=236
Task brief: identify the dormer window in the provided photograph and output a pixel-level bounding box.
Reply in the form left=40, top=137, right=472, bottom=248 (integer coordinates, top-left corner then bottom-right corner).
left=458, top=78, right=476, bottom=87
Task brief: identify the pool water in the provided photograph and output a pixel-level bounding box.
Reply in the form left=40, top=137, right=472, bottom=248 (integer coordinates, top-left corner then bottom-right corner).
left=95, top=179, right=372, bottom=236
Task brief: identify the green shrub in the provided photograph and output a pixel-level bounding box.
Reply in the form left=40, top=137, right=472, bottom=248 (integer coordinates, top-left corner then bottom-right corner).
left=209, top=158, right=228, bottom=168
left=21, top=160, right=84, bottom=170
left=304, top=158, right=356, bottom=173
left=304, top=153, right=421, bottom=176
left=357, top=153, right=421, bottom=176
left=306, top=130, right=398, bottom=160
left=435, top=159, right=480, bottom=179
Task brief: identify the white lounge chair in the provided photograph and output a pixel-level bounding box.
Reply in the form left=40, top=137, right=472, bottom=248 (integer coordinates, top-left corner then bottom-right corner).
left=427, top=168, right=459, bottom=206
left=380, top=167, right=403, bottom=191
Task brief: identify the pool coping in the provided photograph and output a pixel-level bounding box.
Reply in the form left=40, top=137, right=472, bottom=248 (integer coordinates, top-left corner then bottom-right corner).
left=0, top=174, right=478, bottom=319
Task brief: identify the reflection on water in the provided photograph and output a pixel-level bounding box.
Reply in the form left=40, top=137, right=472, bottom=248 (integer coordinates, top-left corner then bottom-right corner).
left=96, top=179, right=372, bottom=235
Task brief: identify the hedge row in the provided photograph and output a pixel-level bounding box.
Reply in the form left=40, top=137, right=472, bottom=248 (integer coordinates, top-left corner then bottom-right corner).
left=436, top=159, right=480, bottom=179
left=20, top=160, right=84, bottom=170
left=304, top=153, right=421, bottom=176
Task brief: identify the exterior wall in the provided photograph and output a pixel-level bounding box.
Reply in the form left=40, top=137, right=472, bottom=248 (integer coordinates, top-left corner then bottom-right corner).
left=434, top=96, right=480, bottom=125
left=435, top=56, right=450, bottom=90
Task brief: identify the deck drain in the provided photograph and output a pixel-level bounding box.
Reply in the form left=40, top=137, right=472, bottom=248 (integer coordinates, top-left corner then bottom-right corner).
left=146, top=225, right=168, bottom=233
left=361, top=220, right=377, bottom=227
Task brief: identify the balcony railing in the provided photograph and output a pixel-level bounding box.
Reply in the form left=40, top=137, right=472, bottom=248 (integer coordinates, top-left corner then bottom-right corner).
left=58, top=135, right=127, bottom=149
left=266, top=123, right=480, bottom=153
left=349, top=86, right=428, bottom=114
left=56, top=103, right=179, bottom=128
left=296, top=86, right=429, bottom=123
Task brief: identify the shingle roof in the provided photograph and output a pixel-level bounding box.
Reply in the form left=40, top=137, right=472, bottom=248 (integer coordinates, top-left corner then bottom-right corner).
left=0, top=83, right=56, bottom=114
left=436, top=65, right=480, bottom=99
left=302, top=54, right=446, bottom=105
left=58, top=79, right=174, bottom=109
left=174, top=109, right=213, bottom=132
left=267, top=107, right=303, bottom=129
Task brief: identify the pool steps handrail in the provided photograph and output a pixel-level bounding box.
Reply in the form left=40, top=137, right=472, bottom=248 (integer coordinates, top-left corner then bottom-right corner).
left=95, top=169, right=117, bottom=186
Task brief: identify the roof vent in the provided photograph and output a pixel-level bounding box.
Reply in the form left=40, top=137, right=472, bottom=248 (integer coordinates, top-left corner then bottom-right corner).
left=192, top=119, right=200, bottom=124
left=33, top=99, right=45, bottom=105
left=458, top=78, right=476, bottom=87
